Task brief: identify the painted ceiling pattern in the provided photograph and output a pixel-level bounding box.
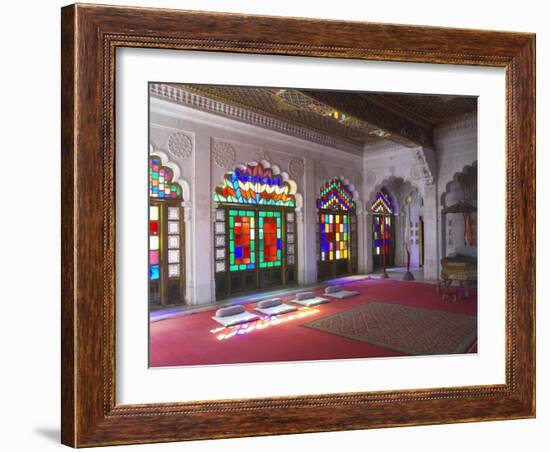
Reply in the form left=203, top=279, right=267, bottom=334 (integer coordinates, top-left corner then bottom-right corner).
left=179, top=84, right=388, bottom=146
left=169, top=84, right=477, bottom=151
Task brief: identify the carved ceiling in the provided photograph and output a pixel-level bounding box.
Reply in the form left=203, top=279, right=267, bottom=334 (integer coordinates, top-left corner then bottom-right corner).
left=160, top=83, right=477, bottom=154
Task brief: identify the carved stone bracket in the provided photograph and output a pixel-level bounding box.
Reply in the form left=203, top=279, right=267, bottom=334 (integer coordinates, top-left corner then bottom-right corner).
left=412, top=147, right=436, bottom=185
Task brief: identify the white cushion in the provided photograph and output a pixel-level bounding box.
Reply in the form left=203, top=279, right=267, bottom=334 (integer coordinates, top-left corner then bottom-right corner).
left=325, top=285, right=343, bottom=294
left=257, top=298, right=282, bottom=309
left=295, top=291, right=315, bottom=301
left=215, top=305, right=245, bottom=317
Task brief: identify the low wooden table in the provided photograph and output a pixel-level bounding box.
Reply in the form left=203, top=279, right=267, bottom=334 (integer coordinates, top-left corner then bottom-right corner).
left=439, top=256, right=477, bottom=299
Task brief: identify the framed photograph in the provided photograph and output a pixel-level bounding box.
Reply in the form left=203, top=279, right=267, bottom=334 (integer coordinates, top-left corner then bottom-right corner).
left=61, top=3, right=535, bottom=447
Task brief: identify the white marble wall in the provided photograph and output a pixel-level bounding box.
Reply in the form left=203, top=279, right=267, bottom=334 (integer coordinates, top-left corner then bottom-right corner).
left=362, top=113, right=478, bottom=280
left=149, top=96, right=477, bottom=299
left=150, top=96, right=364, bottom=304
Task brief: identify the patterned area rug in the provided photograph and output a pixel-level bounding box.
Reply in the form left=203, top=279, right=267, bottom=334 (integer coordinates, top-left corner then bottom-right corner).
left=302, top=302, right=477, bottom=355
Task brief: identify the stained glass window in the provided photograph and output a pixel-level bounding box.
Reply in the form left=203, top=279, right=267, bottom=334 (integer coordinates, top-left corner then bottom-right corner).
left=317, top=178, right=354, bottom=263
left=259, top=211, right=282, bottom=268
left=213, top=162, right=298, bottom=296
left=214, top=161, right=296, bottom=207
left=149, top=156, right=183, bottom=200
left=316, top=178, right=355, bottom=211
left=149, top=205, right=160, bottom=280
left=319, top=213, right=349, bottom=261
left=371, top=191, right=393, bottom=256
left=228, top=209, right=256, bottom=271
left=148, top=155, right=185, bottom=306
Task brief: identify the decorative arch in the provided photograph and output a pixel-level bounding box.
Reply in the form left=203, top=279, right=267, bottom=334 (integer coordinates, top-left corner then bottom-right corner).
left=148, top=153, right=186, bottom=307
left=441, top=161, right=478, bottom=257
left=149, top=145, right=191, bottom=201
left=212, top=160, right=299, bottom=298
left=441, top=161, right=477, bottom=208
left=317, top=177, right=356, bottom=211
left=368, top=176, right=425, bottom=273
left=316, top=177, right=358, bottom=279
left=214, top=160, right=296, bottom=207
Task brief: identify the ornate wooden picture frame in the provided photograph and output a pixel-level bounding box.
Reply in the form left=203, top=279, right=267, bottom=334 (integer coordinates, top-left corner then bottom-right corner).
left=61, top=3, right=535, bottom=447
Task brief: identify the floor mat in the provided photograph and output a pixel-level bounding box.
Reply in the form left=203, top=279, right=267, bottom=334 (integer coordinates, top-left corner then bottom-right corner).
left=302, top=301, right=477, bottom=356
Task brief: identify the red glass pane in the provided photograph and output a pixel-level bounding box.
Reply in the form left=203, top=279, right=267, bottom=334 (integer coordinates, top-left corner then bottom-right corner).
left=149, top=220, right=159, bottom=235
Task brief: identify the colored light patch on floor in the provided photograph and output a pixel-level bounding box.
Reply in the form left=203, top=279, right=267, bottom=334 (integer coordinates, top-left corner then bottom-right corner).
left=150, top=280, right=477, bottom=367
left=211, top=307, right=320, bottom=340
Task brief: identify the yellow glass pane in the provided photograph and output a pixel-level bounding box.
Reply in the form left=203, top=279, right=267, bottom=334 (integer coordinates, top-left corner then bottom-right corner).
left=150, top=205, right=159, bottom=221
left=150, top=236, right=159, bottom=250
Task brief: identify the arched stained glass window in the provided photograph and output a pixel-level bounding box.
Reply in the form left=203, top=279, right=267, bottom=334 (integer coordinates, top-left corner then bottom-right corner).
left=148, top=155, right=185, bottom=306
left=371, top=190, right=394, bottom=270
left=213, top=162, right=297, bottom=298
left=316, top=178, right=357, bottom=279
left=214, top=162, right=296, bottom=206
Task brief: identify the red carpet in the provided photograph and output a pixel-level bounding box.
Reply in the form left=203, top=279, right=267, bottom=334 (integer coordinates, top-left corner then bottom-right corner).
left=149, top=279, right=477, bottom=367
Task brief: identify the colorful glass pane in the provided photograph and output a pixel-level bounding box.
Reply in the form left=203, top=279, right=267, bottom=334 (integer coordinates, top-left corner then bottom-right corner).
left=150, top=265, right=160, bottom=280
left=373, top=214, right=391, bottom=255
left=150, top=205, right=159, bottom=221
left=213, top=161, right=296, bottom=207
left=149, top=251, right=159, bottom=265
left=149, top=155, right=183, bottom=200
left=229, top=210, right=255, bottom=270
left=316, top=178, right=355, bottom=211
left=371, top=190, right=393, bottom=214
left=319, top=213, right=350, bottom=261
left=258, top=211, right=282, bottom=267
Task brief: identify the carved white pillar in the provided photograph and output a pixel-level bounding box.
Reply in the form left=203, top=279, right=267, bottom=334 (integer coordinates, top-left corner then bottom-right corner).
left=302, top=158, right=318, bottom=285
left=394, top=213, right=404, bottom=267
left=191, top=132, right=214, bottom=305
left=357, top=209, right=367, bottom=273
left=296, top=208, right=306, bottom=285
left=423, top=184, right=439, bottom=280
left=183, top=201, right=194, bottom=304
left=365, top=212, right=374, bottom=273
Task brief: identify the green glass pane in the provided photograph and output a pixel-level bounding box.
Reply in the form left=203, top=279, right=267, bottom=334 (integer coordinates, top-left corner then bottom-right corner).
left=239, top=264, right=246, bottom=270
left=230, top=264, right=238, bottom=271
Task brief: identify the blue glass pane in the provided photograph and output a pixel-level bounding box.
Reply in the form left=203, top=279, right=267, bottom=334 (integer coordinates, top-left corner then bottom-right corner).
left=150, top=265, right=159, bottom=280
